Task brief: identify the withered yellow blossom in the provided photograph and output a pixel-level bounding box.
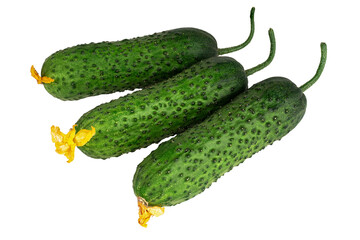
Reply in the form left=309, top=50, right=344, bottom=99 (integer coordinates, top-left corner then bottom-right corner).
left=137, top=197, right=165, bottom=228
left=51, top=125, right=95, bottom=163
left=31, top=65, right=54, bottom=84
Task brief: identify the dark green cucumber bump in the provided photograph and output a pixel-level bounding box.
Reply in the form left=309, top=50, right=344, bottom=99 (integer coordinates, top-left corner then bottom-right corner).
left=75, top=29, right=276, bottom=160
left=38, top=8, right=255, bottom=100
left=133, top=43, right=327, bottom=213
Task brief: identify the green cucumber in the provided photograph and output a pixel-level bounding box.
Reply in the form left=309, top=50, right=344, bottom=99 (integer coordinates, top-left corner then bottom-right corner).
left=132, top=43, right=327, bottom=224
left=35, top=8, right=255, bottom=100
left=74, top=29, right=276, bottom=160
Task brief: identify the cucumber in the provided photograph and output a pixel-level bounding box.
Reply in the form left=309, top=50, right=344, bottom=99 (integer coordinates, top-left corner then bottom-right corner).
left=32, top=8, right=255, bottom=100
left=132, top=43, right=327, bottom=227
left=51, top=29, right=276, bottom=162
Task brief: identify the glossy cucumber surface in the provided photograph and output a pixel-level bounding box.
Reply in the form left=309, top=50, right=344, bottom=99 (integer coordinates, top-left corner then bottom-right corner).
left=133, top=43, right=327, bottom=208
left=133, top=77, right=306, bottom=206
left=76, top=56, right=247, bottom=159
left=42, top=28, right=219, bottom=100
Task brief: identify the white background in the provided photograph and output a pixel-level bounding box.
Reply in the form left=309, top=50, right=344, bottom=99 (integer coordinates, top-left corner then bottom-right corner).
left=1, top=0, right=359, bottom=239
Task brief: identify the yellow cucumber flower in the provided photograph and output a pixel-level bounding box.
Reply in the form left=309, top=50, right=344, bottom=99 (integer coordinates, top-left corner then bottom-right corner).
left=137, top=197, right=165, bottom=228
left=31, top=65, right=54, bottom=84
left=51, top=125, right=95, bottom=163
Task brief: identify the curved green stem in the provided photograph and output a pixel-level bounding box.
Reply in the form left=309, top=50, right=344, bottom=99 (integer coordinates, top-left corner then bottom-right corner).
left=245, top=28, right=276, bottom=76
left=218, top=7, right=255, bottom=55
left=300, top=43, right=327, bottom=92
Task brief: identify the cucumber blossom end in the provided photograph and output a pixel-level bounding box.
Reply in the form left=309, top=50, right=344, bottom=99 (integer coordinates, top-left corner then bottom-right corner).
left=50, top=125, right=95, bottom=163
left=137, top=197, right=165, bottom=228
left=31, top=65, right=54, bottom=84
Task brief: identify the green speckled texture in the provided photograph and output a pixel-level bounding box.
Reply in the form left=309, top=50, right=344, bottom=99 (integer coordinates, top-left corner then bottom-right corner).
left=133, top=77, right=307, bottom=207
left=41, top=28, right=218, bottom=100
left=76, top=57, right=247, bottom=159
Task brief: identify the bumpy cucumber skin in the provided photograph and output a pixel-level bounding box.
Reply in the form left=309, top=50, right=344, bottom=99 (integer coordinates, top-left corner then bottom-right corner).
left=75, top=57, right=247, bottom=159
left=133, top=77, right=307, bottom=207
left=41, top=28, right=218, bottom=100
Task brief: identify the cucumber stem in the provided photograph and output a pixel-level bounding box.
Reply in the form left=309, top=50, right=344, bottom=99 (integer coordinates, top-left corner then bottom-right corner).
left=245, top=28, right=276, bottom=76
left=217, top=7, right=255, bottom=55
left=300, top=43, right=327, bottom=92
